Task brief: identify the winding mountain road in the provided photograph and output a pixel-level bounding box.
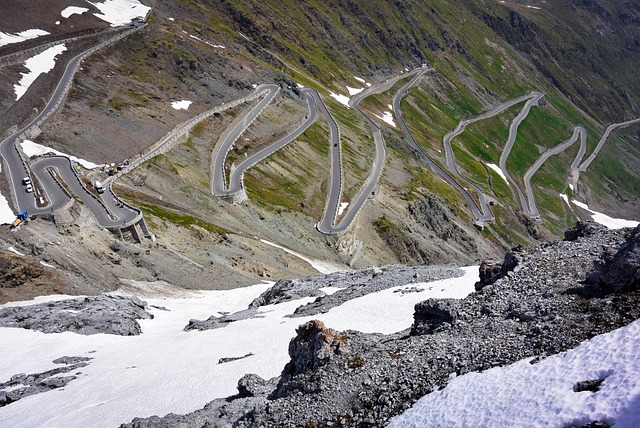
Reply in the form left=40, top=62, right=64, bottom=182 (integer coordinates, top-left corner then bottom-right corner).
left=392, top=70, right=492, bottom=222
left=5, top=24, right=633, bottom=237
left=0, top=24, right=144, bottom=228
left=210, top=84, right=280, bottom=196
left=497, top=92, right=545, bottom=218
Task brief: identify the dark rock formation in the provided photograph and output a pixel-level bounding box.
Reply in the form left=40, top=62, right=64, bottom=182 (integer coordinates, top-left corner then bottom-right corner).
left=411, top=299, right=461, bottom=334
left=0, top=295, right=152, bottom=335
left=474, top=250, right=520, bottom=291
left=0, top=356, right=92, bottom=407
left=585, top=224, right=640, bottom=294
left=564, top=221, right=606, bottom=241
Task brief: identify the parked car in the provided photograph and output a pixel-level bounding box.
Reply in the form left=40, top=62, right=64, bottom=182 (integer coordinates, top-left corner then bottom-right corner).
left=25, top=184, right=33, bottom=193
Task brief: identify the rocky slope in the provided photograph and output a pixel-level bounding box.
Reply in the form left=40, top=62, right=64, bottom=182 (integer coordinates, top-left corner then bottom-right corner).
left=122, top=222, right=640, bottom=427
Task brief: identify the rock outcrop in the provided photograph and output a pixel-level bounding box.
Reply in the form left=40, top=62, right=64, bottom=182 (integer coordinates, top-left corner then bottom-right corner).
left=122, top=223, right=640, bottom=428
left=585, top=224, right=640, bottom=294
left=0, top=295, right=152, bottom=335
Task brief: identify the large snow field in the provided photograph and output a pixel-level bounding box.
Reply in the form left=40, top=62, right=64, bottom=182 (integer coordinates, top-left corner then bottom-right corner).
left=0, top=29, right=49, bottom=48
left=14, top=44, right=67, bottom=101
left=86, top=0, right=151, bottom=27
left=389, top=318, right=640, bottom=428
left=0, top=267, right=478, bottom=427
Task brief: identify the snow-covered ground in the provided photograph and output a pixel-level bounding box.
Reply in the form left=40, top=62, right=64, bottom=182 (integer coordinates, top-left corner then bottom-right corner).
left=171, top=100, right=192, bottom=110
left=0, top=191, right=15, bottom=224
left=0, top=267, right=478, bottom=427
left=14, top=44, right=67, bottom=100
left=21, top=140, right=100, bottom=170
left=487, top=163, right=509, bottom=186
left=0, top=29, right=49, bottom=48
left=338, top=202, right=349, bottom=216
left=571, top=200, right=639, bottom=229
left=61, top=6, right=89, bottom=18
left=86, top=0, right=151, bottom=27
left=389, top=318, right=640, bottom=428
left=330, top=92, right=351, bottom=108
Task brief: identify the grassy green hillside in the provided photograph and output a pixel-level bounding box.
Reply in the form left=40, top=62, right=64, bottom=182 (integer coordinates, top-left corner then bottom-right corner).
left=108, top=0, right=639, bottom=254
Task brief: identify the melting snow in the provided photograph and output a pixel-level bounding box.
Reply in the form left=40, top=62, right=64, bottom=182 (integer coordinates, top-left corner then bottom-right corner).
left=21, top=140, right=101, bottom=170
left=374, top=111, right=397, bottom=128
left=338, top=202, right=349, bottom=216
left=571, top=200, right=639, bottom=229
left=390, top=318, right=640, bottom=427
left=61, top=6, right=89, bottom=18
left=6, top=247, right=24, bottom=256
left=346, top=86, right=364, bottom=96
left=0, top=29, right=49, bottom=48
left=171, top=100, right=192, bottom=111
left=86, top=0, right=151, bottom=27
left=526, top=5, right=542, bottom=9
left=0, top=267, right=477, bottom=427
left=354, top=76, right=366, bottom=84
left=487, top=163, right=509, bottom=186
left=259, top=239, right=348, bottom=274
left=14, top=44, right=67, bottom=101
left=0, top=193, right=15, bottom=225
left=329, top=92, right=350, bottom=108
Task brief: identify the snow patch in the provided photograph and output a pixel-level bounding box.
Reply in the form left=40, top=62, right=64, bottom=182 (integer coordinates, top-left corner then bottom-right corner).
left=21, top=140, right=100, bottom=170
left=168, top=17, right=175, bottom=22
left=346, top=86, right=364, bottom=96
left=259, top=239, right=348, bottom=274
left=338, top=202, right=349, bottom=216
left=487, top=163, right=509, bottom=186
left=572, top=200, right=639, bottom=229
left=61, top=6, right=89, bottom=18
left=6, top=247, right=24, bottom=256
left=86, top=0, right=151, bottom=27
left=0, top=29, right=49, bottom=48
left=374, top=111, right=397, bottom=128
left=40, top=261, right=56, bottom=269
left=568, top=183, right=574, bottom=192
left=329, top=92, right=350, bottom=108
left=559, top=193, right=570, bottom=206
left=0, top=192, right=15, bottom=225
left=390, top=318, right=640, bottom=428
left=353, top=76, right=366, bottom=84
left=171, top=100, right=192, bottom=111
left=526, top=5, right=542, bottom=9
left=14, top=44, right=67, bottom=100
